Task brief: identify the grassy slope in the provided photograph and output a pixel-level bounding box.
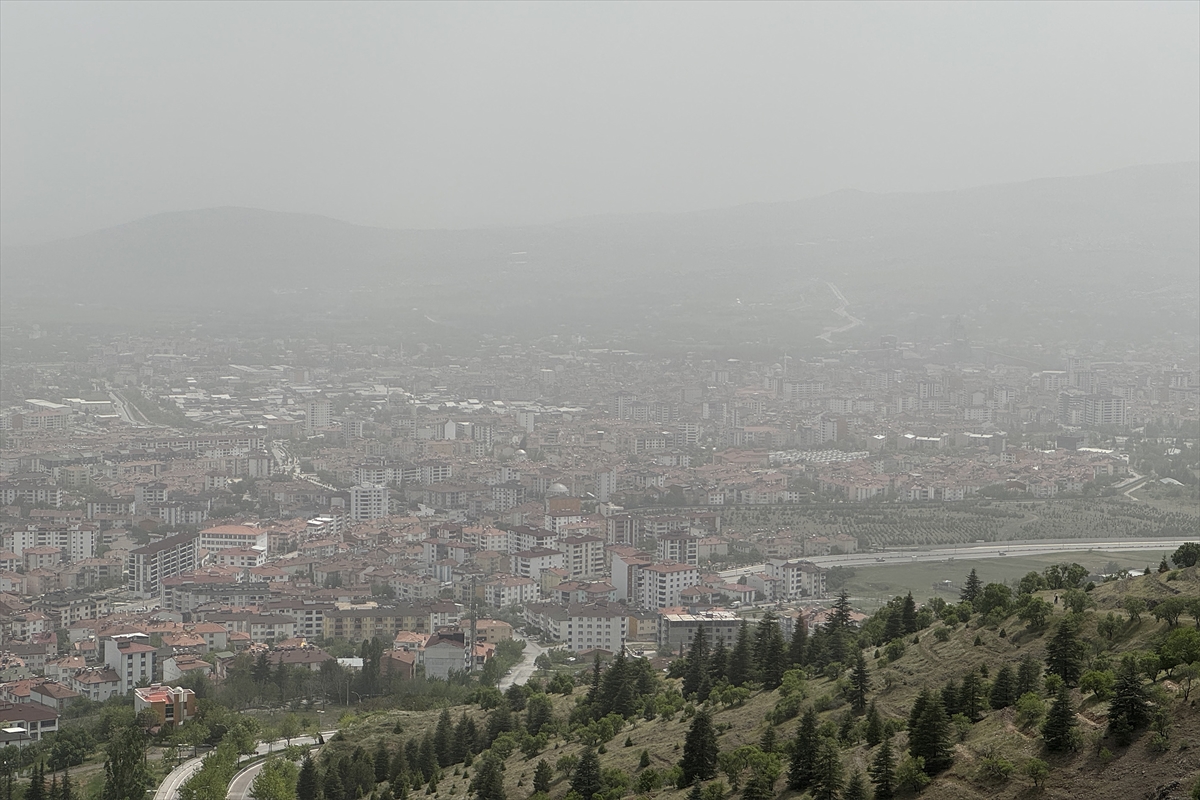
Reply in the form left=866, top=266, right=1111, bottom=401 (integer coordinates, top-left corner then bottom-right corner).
left=334, top=568, right=1200, bottom=800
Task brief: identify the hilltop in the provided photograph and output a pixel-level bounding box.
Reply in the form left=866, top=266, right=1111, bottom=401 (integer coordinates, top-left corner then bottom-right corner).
left=315, top=566, right=1200, bottom=800
left=2, top=162, right=1196, bottom=347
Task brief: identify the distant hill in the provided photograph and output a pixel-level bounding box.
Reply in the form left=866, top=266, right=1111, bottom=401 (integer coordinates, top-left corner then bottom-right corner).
left=3, top=162, right=1196, bottom=348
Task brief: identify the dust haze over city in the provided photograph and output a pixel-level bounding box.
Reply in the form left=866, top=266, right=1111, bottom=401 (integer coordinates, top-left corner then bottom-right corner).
left=1, top=4, right=1199, bottom=800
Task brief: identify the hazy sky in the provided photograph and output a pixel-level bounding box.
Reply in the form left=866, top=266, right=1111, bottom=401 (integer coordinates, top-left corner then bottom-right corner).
left=2, top=1, right=1198, bottom=245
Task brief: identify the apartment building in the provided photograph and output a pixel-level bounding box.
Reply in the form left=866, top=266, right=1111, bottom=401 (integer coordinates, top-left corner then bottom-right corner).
left=559, top=535, right=606, bottom=578
left=5, top=526, right=96, bottom=559
left=765, top=558, right=827, bottom=599
left=133, top=684, right=196, bottom=728
left=348, top=484, right=389, bottom=521
left=636, top=562, right=701, bottom=609
left=483, top=576, right=539, bottom=608
left=103, top=634, right=156, bottom=696
left=656, top=532, right=699, bottom=566
left=128, top=532, right=198, bottom=598
left=657, top=610, right=741, bottom=652
left=524, top=601, right=629, bottom=653
left=198, top=524, right=269, bottom=553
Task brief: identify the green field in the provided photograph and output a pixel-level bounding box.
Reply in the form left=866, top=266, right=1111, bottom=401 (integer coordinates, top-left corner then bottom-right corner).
left=841, top=550, right=1171, bottom=612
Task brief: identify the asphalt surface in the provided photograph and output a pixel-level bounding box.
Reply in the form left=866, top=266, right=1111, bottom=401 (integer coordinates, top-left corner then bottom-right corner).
left=717, top=538, right=1196, bottom=579
left=155, top=732, right=335, bottom=800
left=499, top=637, right=547, bottom=691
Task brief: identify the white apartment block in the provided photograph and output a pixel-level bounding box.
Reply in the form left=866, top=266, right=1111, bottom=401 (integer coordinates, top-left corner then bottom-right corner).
left=524, top=602, right=629, bottom=653
left=348, top=484, right=389, bottom=521
left=637, top=562, right=700, bottom=609
left=6, top=526, right=96, bottom=560
left=765, top=558, right=827, bottom=599
left=507, top=525, right=560, bottom=554
left=104, top=634, right=156, bottom=695
left=483, top=576, right=539, bottom=608
left=559, top=535, right=607, bottom=578
left=198, top=525, right=269, bottom=553
left=128, top=532, right=198, bottom=599
left=512, top=548, right=565, bottom=583
left=656, top=533, right=699, bottom=565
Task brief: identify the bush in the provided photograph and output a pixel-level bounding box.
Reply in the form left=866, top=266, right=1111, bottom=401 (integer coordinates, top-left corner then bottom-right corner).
left=883, top=640, right=906, bottom=662
left=934, top=627, right=951, bottom=643
left=1024, top=758, right=1049, bottom=788
left=1015, top=693, right=1046, bottom=727
left=977, top=753, right=1015, bottom=783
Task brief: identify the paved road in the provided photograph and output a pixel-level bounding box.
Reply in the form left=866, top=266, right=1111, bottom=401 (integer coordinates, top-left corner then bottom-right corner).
left=156, top=732, right=334, bottom=800
left=717, top=538, right=1195, bottom=579
left=227, top=732, right=334, bottom=800
left=499, top=637, right=546, bottom=690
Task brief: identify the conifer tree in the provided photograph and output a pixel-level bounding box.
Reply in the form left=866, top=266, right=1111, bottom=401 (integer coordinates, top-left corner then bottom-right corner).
left=787, top=707, right=819, bottom=791
left=961, top=569, right=982, bottom=604
left=1107, top=655, right=1150, bottom=746
left=432, top=709, right=453, bottom=767
left=851, top=650, right=871, bottom=713
left=753, top=612, right=786, bottom=690
left=101, top=726, right=149, bottom=800
left=586, top=652, right=602, bottom=704
left=532, top=759, right=553, bottom=795
left=869, top=736, right=896, bottom=800
left=374, top=741, right=392, bottom=784
left=908, top=689, right=953, bottom=774
left=865, top=700, right=884, bottom=747
left=727, top=621, right=754, bottom=687
left=1045, top=618, right=1085, bottom=687
left=900, top=593, right=918, bottom=635
left=682, top=627, right=708, bottom=699
left=297, top=755, right=320, bottom=800
left=741, top=775, right=773, bottom=800
left=678, top=710, right=719, bottom=787
left=1041, top=681, right=1077, bottom=752
left=811, top=738, right=844, bottom=800
left=27, top=764, right=43, bottom=800
left=708, top=637, right=728, bottom=685
left=453, top=714, right=477, bottom=762
left=48, top=775, right=57, bottom=800
left=939, top=679, right=960, bottom=718
left=759, top=726, right=777, bottom=754
left=471, top=754, right=507, bottom=800
left=959, top=672, right=984, bottom=722
left=418, top=731, right=439, bottom=781
left=788, top=614, right=807, bottom=667
left=60, top=768, right=74, bottom=800
left=826, top=590, right=854, bottom=665
left=989, top=664, right=1016, bottom=710
left=882, top=606, right=903, bottom=643
left=571, top=748, right=602, bottom=800
left=843, top=770, right=868, bottom=800
left=1016, top=654, right=1042, bottom=698
left=323, top=769, right=346, bottom=800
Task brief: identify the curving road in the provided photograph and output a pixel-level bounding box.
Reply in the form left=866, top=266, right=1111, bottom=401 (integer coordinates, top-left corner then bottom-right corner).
left=155, top=731, right=335, bottom=800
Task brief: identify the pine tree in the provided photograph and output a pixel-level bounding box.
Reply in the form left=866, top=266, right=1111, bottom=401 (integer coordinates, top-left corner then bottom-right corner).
left=852, top=650, right=871, bottom=713
left=48, top=775, right=57, bottom=800
left=297, top=755, right=320, bottom=800
left=843, top=769, right=869, bottom=800
left=433, top=709, right=454, bottom=767
left=788, top=707, right=819, bottom=791
left=811, top=738, right=844, bottom=800
left=961, top=569, right=982, bottom=604
left=727, top=621, right=754, bottom=686
left=869, top=736, right=896, bottom=800
left=753, top=612, right=786, bottom=690
left=682, top=627, right=708, bottom=699
left=900, top=593, right=917, bottom=635
left=471, top=754, right=507, bottom=800
left=571, top=748, right=602, bottom=800
left=1107, top=655, right=1150, bottom=746
left=1016, top=654, right=1042, bottom=698
left=678, top=710, right=719, bottom=787
left=865, top=700, right=883, bottom=747
left=1046, top=618, right=1085, bottom=687
left=1041, top=682, right=1076, bottom=752
left=959, top=672, right=983, bottom=722
left=989, top=664, right=1016, bottom=710
left=908, top=690, right=953, bottom=774
left=532, top=759, right=553, bottom=795
left=788, top=614, right=808, bottom=667
left=586, top=652, right=602, bottom=704
left=375, top=741, right=392, bottom=784
left=60, top=768, right=74, bottom=800
left=323, top=769, right=346, bottom=800
left=27, top=764, right=44, bottom=800
left=708, top=637, right=728, bottom=685
left=826, top=590, right=854, bottom=665
left=453, top=714, right=477, bottom=762
left=741, top=775, right=773, bottom=800
left=101, top=726, right=149, bottom=800
left=939, top=679, right=960, bottom=718
left=883, top=606, right=903, bottom=643
left=418, top=731, right=439, bottom=781
left=759, top=726, right=777, bottom=754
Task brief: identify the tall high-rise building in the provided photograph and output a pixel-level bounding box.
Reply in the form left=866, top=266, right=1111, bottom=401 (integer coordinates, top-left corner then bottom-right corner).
left=304, top=397, right=332, bottom=433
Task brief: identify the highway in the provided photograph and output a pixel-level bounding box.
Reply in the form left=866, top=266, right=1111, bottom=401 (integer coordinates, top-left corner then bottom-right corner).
left=717, top=538, right=1194, bottom=580
left=155, top=731, right=335, bottom=800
